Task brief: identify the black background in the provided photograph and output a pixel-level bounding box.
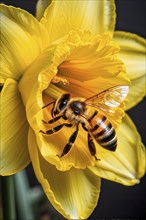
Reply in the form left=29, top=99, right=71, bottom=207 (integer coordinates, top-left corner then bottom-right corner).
left=1, top=0, right=146, bottom=219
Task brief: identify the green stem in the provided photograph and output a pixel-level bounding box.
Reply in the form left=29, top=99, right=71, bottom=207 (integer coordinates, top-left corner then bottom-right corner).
left=1, top=175, right=16, bottom=220
left=14, top=170, right=35, bottom=219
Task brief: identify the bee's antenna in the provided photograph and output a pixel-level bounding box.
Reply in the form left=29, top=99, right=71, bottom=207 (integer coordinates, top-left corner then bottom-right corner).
left=42, top=101, right=55, bottom=109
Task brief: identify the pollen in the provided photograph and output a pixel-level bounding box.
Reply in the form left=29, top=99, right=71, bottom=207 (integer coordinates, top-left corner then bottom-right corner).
left=51, top=75, right=69, bottom=85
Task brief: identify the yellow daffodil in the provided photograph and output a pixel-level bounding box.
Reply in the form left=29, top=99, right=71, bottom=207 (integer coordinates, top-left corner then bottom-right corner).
left=0, top=0, right=146, bottom=219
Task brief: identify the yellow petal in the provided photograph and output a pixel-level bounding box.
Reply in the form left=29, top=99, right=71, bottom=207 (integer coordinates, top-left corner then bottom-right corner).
left=36, top=0, right=51, bottom=20
left=114, top=31, right=146, bottom=110
left=0, top=79, right=30, bottom=175
left=89, top=114, right=146, bottom=186
left=28, top=128, right=101, bottom=219
left=125, top=74, right=146, bottom=110
left=40, top=0, right=116, bottom=42
left=0, top=4, right=49, bottom=83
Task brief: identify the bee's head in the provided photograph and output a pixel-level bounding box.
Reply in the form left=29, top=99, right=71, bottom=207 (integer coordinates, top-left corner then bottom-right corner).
left=69, top=100, right=86, bottom=116
left=53, top=93, right=70, bottom=117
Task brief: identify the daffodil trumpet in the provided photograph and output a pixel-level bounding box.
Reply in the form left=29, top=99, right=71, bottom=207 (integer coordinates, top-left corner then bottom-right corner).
left=0, top=0, right=145, bottom=219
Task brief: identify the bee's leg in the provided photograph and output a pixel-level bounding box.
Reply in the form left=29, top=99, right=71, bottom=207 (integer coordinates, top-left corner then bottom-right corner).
left=51, top=103, right=55, bottom=118
left=88, top=110, right=98, bottom=122
left=82, top=124, right=100, bottom=160
left=40, top=123, right=72, bottom=135
left=57, top=125, right=79, bottom=158
left=82, top=123, right=88, bottom=132
left=88, top=133, right=100, bottom=161
left=42, top=115, right=62, bottom=124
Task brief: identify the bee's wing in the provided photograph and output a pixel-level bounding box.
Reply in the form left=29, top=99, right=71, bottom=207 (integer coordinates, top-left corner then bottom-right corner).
left=85, top=86, right=129, bottom=127
left=85, top=86, right=129, bottom=109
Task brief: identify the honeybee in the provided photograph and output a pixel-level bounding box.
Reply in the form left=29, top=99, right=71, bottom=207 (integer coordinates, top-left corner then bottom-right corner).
left=40, top=85, right=129, bottom=159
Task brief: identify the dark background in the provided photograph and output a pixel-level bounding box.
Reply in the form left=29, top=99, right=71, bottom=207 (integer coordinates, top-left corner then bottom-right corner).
left=1, top=0, right=146, bottom=219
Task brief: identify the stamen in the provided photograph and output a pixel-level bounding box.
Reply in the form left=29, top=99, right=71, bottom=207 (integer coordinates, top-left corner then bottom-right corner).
left=51, top=75, right=69, bottom=85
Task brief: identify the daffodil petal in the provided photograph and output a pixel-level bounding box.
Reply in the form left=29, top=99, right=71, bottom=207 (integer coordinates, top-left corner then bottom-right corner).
left=40, top=0, right=116, bottom=42
left=125, top=74, right=146, bottom=110
left=114, top=31, right=146, bottom=110
left=89, top=114, right=146, bottom=186
left=0, top=4, right=49, bottom=83
left=36, top=0, right=51, bottom=20
left=0, top=79, right=30, bottom=175
left=28, top=128, right=101, bottom=219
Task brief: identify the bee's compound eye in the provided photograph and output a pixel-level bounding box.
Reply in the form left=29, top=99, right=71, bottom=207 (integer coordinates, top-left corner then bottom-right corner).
left=73, top=108, right=79, bottom=115
left=59, top=100, right=67, bottom=110
left=58, top=94, right=70, bottom=111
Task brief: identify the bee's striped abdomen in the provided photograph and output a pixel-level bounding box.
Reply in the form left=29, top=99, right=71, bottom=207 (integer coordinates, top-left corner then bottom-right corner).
left=89, top=111, right=117, bottom=151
